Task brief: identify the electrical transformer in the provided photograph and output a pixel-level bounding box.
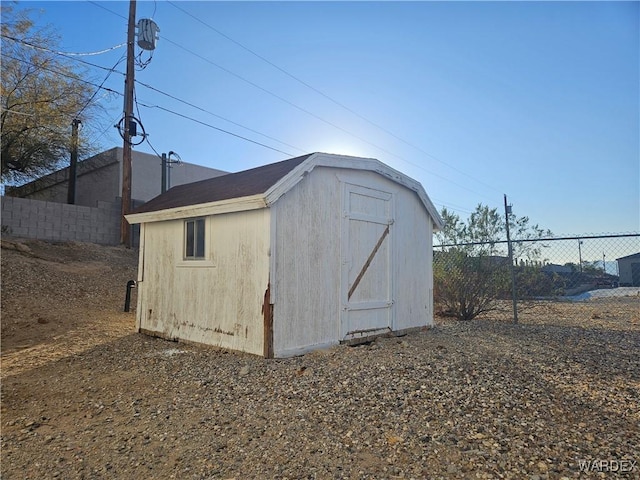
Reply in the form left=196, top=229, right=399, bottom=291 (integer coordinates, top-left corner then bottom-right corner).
left=137, top=19, right=160, bottom=51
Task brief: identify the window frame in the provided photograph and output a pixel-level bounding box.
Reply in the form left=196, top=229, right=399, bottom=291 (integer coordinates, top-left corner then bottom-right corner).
left=184, top=217, right=206, bottom=260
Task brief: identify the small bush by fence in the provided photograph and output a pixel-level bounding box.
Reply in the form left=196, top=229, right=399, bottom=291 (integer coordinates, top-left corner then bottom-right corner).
left=433, top=233, right=640, bottom=322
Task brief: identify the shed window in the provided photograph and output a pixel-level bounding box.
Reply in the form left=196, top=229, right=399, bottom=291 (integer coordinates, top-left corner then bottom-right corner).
left=185, top=218, right=206, bottom=259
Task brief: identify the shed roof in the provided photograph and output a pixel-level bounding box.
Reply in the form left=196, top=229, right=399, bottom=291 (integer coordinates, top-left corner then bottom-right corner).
left=126, top=152, right=444, bottom=229
left=132, top=153, right=312, bottom=214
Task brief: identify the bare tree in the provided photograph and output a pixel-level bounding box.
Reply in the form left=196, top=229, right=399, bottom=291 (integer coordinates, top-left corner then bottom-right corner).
left=1, top=5, right=106, bottom=184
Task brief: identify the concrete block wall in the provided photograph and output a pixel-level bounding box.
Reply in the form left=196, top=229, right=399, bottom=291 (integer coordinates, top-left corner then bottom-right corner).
left=1, top=196, right=121, bottom=245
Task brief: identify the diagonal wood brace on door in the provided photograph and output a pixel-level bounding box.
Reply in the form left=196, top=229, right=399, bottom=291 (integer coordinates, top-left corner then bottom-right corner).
left=348, top=224, right=390, bottom=300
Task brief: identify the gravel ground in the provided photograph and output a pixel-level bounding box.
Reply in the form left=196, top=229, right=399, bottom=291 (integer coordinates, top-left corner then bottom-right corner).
left=1, top=239, right=639, bottom=479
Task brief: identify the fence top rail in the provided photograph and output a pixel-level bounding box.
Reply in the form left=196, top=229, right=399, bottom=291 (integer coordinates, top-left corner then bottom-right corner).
left=435, top=232, right=640, bottom=248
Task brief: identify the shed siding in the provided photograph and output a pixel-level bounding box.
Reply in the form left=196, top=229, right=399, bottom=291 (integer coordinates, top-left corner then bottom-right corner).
left=272, top=167, right=434, bottom=357
left=272, top=168, right=342, bottom=356
left=392, top=183, right=434, bottom=330
left=137, top=209, right=270, bottom=355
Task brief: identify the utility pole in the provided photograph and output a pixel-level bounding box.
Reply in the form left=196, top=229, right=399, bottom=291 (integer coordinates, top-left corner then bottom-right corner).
left=120, top=0, right=136, bottom=247
left=67, top=118, right=81, bottom=204
left=504, top=194, right=518, bottom=324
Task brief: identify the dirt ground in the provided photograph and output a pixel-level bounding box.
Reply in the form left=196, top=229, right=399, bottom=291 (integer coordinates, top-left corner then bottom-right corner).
left=1, top=238, right=138, bottom=373
left=1, top=238, right=639, bottom=479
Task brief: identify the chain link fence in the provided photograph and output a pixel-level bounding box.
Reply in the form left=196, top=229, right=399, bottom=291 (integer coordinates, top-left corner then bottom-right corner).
left=433, top=233, right=640, bottom=323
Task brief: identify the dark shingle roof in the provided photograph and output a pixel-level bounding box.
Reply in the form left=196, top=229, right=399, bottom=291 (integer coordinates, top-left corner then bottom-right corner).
left=616, top=252, right=640, bottom=261
left=132, top=154, right=313, bottom=214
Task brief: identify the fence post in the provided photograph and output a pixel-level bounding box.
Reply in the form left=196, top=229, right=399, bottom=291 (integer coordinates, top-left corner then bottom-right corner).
left=504, top=194, right=518, bottom=323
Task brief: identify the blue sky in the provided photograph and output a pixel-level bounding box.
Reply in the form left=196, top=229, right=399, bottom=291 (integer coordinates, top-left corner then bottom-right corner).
left=8, top=0, right=640, bottom=236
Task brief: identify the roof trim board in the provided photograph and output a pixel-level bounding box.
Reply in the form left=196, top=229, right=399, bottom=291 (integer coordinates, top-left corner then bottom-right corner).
left=125, top=194, right=266, bottom=224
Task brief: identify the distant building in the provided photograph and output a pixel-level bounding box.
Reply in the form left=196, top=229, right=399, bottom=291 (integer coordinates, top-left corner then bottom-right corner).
left=5, top=147, right=228, bottom=207
left=616, top=252, right=640, bottom=287
left=541, top=264, right=572, bottom=274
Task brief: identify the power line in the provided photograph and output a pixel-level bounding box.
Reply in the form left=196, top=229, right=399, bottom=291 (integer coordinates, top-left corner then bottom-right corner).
left=135, top=100, right=296, bottom=157
left=161, top=37, right=395, bottom=154
left=48, top=3, right=500, bottom=203
left=0, top=33, right=125, bottom=57
left=85, top=1, right=501, bottom=202
left=5, top=34, right=307, bottom=154
left=143, top=133, right=163, bottom=159
left=48, top=43, right=126, bottom=57
left=430, top=199, right=476, bottom=216
left=85, top=113, right=122, bottom=151
left=166, top=1, right=504, bottom=195
left=160, top=36, right=495, bottom=200
left=3, top=56, right=492, bottom=215
left=76, top=55, right=126, bottom=119
left=0, top=52, right=124, bottom=125
left=81, top=2, right=498, bottom=200
left=87, top=1, right=127, bottom=20
left=135, top=79, right=307, bottom=154
left=3, top=53, right=297, bottom=158
left=1, top=53, right=122, bottom=97
left=1, top=34, right=127, bottom=77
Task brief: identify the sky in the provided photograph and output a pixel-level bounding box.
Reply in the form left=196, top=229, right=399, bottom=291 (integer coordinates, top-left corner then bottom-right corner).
left=5, top=0, right=640, bottom=238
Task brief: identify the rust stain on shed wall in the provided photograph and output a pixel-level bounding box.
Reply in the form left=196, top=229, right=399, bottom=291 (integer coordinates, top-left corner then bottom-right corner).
left=262, top=282, right=274, bottom=359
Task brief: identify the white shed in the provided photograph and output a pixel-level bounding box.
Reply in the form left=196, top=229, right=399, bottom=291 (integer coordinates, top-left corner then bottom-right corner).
left=126, top=153, right=444, bottom=358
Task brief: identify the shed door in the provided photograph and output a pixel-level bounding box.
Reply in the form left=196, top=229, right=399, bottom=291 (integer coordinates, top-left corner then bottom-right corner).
left=341, top=184, right=394, bottom=340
